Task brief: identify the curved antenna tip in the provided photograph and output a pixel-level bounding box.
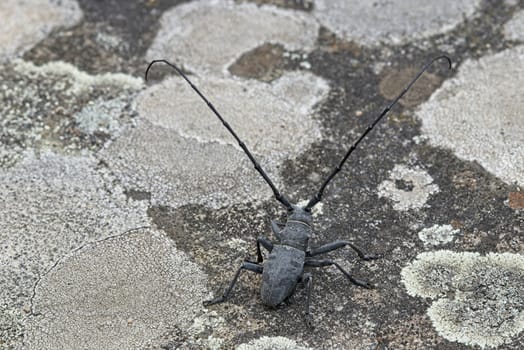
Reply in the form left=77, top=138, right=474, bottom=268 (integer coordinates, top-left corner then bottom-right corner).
left=144, top=61, right=155, bottom=82
left=435, top=55, right=452, bottom=70
left=144, top=59, right=172, bottom=82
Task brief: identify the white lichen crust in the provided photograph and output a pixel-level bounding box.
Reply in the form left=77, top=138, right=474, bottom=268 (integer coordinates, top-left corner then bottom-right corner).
left=417, top=46, right=524, bottom=186
left=0, top=0, right=83, bottom=62
left=25, top=228, right=208, bottom=349
left=402, top=250, right=524, bottom=348
left=504, top=10, right=524, bottom=41
left=377, top=165, right=439, bottom=211
left=136, top=72, right=328, bottom=158
left=105, top=70, right=329, bottom=209
left=418, top=224, right=460, bottom=246
left=313, top=0, right=481, bottom=46
left=147, top=0, right=319, bottom=75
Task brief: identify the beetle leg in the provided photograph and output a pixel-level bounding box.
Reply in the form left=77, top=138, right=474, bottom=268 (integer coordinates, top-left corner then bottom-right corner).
left=255, top=236, right=273, bottom=263
left=204, top=262, right=263, bottom=306
left=307, top=240, right=381, bottom=261
left=305, top=259, right=373, bottom=289
left=270, top=220, right=284, bottom=241
left=301, top=272, right=314, bottom=327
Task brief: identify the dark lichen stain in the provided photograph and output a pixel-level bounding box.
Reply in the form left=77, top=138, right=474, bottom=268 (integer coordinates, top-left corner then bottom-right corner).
left=509, top=192, right=524, bottom=209
left=229, top=43, right=287, bottom=82
left=124, top=189, right=151, bottom=201
left=378, top=67, right=442, bottom=108
left=395, top=179, right=415, bottom=192
left=236, top=0, right=314, bottom=11
left=23, top=0, right=190, bottom=76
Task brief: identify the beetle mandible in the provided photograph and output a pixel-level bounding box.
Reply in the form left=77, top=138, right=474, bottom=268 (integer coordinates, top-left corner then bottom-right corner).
left=145, top=55, right=452, bottom=325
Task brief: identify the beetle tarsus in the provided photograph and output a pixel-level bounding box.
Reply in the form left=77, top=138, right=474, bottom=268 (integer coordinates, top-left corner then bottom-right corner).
left=204, top=262, right=263, bottom=307
left=308, top=240, right=381, bottom=261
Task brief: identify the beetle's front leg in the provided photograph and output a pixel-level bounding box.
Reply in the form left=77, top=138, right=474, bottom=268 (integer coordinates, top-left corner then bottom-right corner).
left=305, top=258, right=373, bottom=289
left=244, top=236, right=273, bottom=264
left=256, top=236, right=273, bottom=263
left=308, top=240, right=381, bottom=261
left=204, top=262, right=263, bottom=306
left=270, top=220, right=284, bottom=241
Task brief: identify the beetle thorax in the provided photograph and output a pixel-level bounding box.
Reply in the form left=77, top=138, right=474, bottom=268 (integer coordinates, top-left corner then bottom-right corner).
left=280, top=205, right=312, bottom=251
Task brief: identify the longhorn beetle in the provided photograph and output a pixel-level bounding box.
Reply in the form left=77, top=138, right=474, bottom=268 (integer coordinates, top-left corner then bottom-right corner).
left=145, top=55, right=452, bottom=325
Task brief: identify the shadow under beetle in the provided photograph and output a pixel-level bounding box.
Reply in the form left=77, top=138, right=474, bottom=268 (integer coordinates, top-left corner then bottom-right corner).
left=145, top=55, right=452, bottom=325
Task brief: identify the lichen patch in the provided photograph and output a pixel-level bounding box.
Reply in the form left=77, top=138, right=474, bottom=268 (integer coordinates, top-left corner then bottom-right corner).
left=146, top=0, right=319, bottom=75
left=416, top=46, right=524, bottom=186
left=418, top=225, right=460, bottom=246
left=25, top=228, right=208, bottom=349
left=402, top=250, right=524, bottom=348
left=0, top=0, right=82, bottom=62
left=377, top=165, right=439, bottom=211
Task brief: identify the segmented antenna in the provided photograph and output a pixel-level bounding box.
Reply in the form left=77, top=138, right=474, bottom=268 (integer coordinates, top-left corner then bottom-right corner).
left=145, top=60, right=293, bottom=210
left=304, top=55, right=452, bottom=211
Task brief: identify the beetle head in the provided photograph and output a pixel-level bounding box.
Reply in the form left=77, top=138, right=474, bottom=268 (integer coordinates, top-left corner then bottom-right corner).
left=288, top=204, right=312, bottom=225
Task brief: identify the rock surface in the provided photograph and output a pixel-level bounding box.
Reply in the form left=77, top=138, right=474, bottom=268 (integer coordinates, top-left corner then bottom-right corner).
left=1, top=0, right=523, bottom=349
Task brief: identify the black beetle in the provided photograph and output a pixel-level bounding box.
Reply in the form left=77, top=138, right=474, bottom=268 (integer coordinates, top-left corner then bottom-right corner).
left=145, top=55, right=452, bottom=325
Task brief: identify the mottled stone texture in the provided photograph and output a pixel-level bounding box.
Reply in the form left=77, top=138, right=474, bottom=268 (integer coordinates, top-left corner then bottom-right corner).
left=1, top=0, right=523, bottom=349
left=0, top=0, right=82, bottom=62
left=417, top=46, right=524, bottom=186
left=313, top=0, right=481, bottom=45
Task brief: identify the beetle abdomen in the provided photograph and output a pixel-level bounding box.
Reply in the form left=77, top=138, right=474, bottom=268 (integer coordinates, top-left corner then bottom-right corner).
left=261, top=245, right=305, bottom=307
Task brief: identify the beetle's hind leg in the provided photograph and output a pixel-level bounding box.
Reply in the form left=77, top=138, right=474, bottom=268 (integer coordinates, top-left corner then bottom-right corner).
left=305, top=259, right=373, bottom=289
left=308, top=240, right=381, bottom=261
left=204, top=262, right=263, bottom=306
left=301, top=272, right=314, bottom=327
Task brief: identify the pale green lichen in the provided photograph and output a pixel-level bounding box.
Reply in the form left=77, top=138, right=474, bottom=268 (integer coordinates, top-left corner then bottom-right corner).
left=13, top=59, right=143, bottom=93
left=402, top=250, right=524, bottom=348
left=418, top=224, right=460, bottom=246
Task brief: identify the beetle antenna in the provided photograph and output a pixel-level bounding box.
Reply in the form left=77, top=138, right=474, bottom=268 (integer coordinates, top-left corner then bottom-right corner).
left=304, top=55, right=452, bottom=211
left=145, top=59, right=293, bottom=210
